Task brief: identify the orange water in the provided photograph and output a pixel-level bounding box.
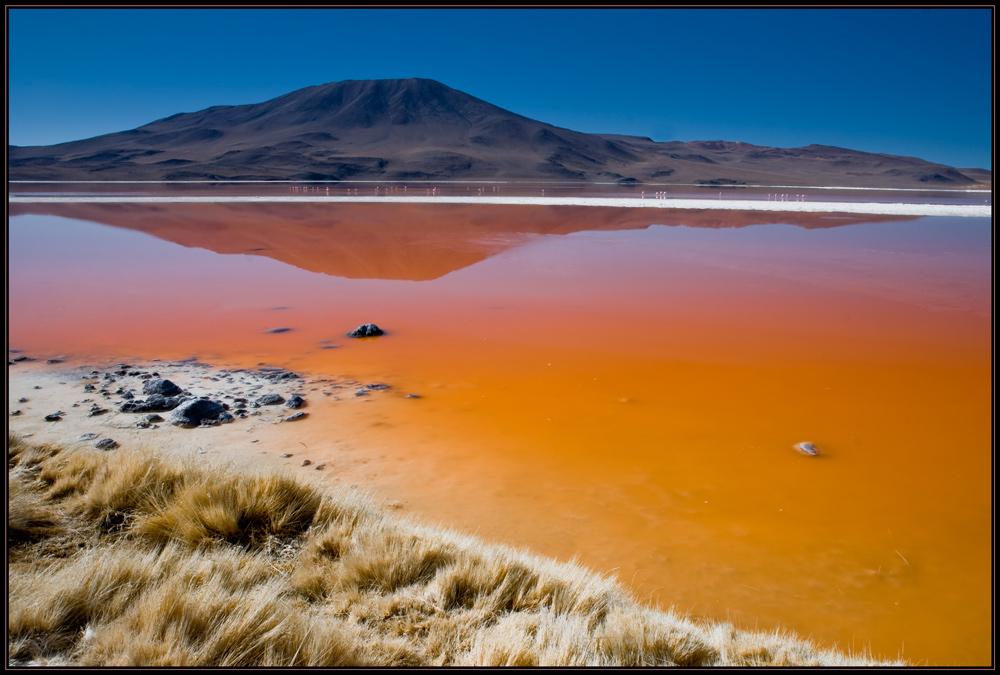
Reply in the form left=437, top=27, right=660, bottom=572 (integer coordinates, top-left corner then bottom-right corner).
left=8, top=202, right=992, bottom=665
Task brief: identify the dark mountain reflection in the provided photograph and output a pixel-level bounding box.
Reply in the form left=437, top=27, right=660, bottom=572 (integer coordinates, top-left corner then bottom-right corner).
left=8, top=202, right=915, bottom=281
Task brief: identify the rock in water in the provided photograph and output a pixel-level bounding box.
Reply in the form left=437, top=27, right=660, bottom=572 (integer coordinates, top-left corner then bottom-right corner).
left=170, top=399, right=226, bottom=427
left=347, top=323, right=384, bottom=338
left=794, top=442, right=819, bottom=456
left=142, top=378, right=182, bottom=397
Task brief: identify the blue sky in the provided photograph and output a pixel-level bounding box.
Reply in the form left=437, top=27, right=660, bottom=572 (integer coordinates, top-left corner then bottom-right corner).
left=7, top=7, right=993, bottom=169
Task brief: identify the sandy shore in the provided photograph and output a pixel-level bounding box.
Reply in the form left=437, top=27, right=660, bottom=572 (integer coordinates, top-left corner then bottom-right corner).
left=7, top=194, right=992, bottom=217
left=6, top=357, right=404, bottom=496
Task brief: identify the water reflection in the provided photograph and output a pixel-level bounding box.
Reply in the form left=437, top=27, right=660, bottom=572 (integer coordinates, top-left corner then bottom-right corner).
left=8, top=202, right=916, bottom=280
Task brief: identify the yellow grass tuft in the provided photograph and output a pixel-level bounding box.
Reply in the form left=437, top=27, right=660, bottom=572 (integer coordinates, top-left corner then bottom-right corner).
left=7, top=434, right=908, bottom=667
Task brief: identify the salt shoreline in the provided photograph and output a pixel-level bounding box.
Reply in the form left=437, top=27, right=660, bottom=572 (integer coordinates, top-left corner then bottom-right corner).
left=7, top=194, right=992, bottom=217
left=6, top=357, right=402, bottom=488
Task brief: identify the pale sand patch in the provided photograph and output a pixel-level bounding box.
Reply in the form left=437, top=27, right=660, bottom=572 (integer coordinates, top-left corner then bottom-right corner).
left=7, top=194, right=992, bottom=217
left=6, top=358, right=400, bottom=499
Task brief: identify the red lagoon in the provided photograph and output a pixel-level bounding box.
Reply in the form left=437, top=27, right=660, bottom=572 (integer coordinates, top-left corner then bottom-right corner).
left=8, top=200, right=992, bottom=665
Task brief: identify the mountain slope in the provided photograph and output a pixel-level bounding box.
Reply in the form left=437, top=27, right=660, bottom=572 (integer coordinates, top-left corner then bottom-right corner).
left=7, top=78, right=990, bottom=188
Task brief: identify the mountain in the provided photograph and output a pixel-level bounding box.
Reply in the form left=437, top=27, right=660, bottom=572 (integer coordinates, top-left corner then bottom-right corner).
left=7, top=78, right=991, bottom=188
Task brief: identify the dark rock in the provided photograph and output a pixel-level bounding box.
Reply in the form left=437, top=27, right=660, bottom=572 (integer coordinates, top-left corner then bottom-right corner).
left=146, top=414, right=165, bottom=423
left=266, top=327, right=292, bottom=334
left=256, top=368, right=300, bottom=383
left=94, top=438, right=119, bottom=450
left=321, top=344, right=340, bottom=349
left=218, top=412, right=235, bottom=424
left=284, top=412, right=308, bottom=422
left=10, top=410, right=21, bottom=416
left=13, top=355, right=32, bottom=362
left=406, top=394, right=422, bottom=398
left=47, top=359, right=64, bottom=364
left=360, top=383, right=391, bottom=391
left=17, top=397, right=28, bottom=403
left=142, top=378, right=182, bottom=397
left=88, top=407, right=109, bottom=417
left=170, top=399, right=227, bottom=427
left=347, top=323, right=384, bottom=338
left=121, top=391, right=134, bottom=400
left=44, top=414, right=62, bottom=422
left=301, top=459, right=312, bottom=466
left=120, top=394, right=183, bottom=413
left=354, top=391, right=369, bottom=397
left=284, top=395, right=306, bottom=409
left=83, top=384, right=95, bottom=392
left=77, top=433, right=99, bottom=441
left=256, top=393, right=285, bottom=406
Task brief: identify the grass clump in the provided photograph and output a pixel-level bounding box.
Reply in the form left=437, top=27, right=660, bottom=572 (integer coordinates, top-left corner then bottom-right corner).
left=7, top=433, right=907, bottom=667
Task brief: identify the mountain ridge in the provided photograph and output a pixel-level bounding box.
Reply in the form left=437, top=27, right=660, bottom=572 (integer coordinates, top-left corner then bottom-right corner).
left=8, top=78, right=991, bottom=188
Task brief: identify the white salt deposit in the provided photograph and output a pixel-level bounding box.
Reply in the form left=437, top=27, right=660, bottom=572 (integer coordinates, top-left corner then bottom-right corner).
left=7, top=194, right=992, bottom=217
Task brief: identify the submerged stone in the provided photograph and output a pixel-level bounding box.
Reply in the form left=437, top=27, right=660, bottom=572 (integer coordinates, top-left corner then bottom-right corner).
left=794, top=442, right=819, bottom=456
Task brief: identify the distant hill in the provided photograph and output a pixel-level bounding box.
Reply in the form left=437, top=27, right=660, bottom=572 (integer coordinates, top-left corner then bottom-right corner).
left=7, top=78, right=992, bottom=188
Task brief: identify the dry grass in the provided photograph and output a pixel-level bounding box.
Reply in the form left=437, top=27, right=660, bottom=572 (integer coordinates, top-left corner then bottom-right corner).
left=7, top=433, right=906, bottom=667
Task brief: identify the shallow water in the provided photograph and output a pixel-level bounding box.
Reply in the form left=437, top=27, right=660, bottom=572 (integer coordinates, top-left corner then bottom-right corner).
left=7, top=195, right=992, bottom=665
